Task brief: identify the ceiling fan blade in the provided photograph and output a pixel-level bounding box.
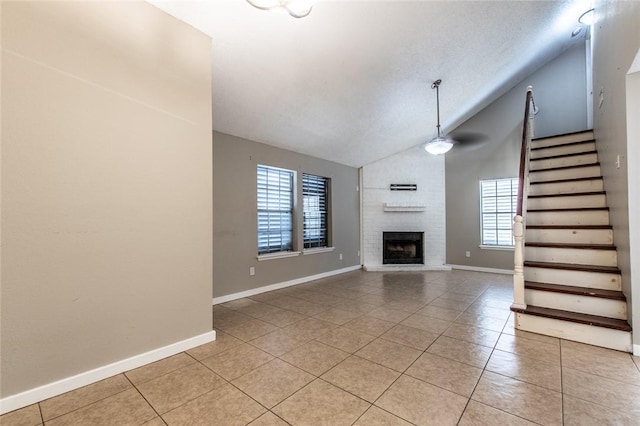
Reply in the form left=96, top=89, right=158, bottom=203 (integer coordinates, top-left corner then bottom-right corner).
left=449, top=131, right=489, bottom=145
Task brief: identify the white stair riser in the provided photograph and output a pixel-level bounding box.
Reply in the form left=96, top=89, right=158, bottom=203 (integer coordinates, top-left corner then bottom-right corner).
left=526, top=210, right=609, bottom=226
left=525, top=246, right=617, bottom=267
left=514, top=313, right=632, bottom=352
left=524, top=267, right=621, bottom=291
left=527, top=194, right=606, bottom=210
left=521, top=132, right=632, bottom=354
left=530, top=132, right=594, bottom=149
left=525, top=228, right=613, bottom=245
left=530, top=153, right=598, bottom=170
left=529, top=165, right=601, bottom=183
left=524, top=289, right=627, bottom=319
left=528, top=179, right=604, bottom=196
left=530, top=142, right=596, bottom=159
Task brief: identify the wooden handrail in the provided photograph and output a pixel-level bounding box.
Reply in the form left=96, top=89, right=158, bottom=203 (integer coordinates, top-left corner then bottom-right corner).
left=512, top=86, right=534, bottom=313
left=516, top=87, right=534, bottom=216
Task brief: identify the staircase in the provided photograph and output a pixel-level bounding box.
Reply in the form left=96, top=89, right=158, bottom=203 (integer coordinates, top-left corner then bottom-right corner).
left=511, top=129, right=633, bottom=352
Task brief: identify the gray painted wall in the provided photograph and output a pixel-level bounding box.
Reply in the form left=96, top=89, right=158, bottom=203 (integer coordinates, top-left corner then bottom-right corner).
left=591, top=0, right=640, bottom=346
left=446, top=44, right=588, bottom=269
left=1, top=2, right=213, bottom=397
left=213, top=132, right=360, bottom=299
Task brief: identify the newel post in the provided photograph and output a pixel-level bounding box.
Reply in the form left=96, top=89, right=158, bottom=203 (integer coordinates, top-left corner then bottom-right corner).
left=512, top=214, right=527, bottom=310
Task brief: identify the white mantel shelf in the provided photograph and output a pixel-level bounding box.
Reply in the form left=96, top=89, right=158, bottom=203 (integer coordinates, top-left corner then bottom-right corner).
left=383, top=202, right=426, bottom=212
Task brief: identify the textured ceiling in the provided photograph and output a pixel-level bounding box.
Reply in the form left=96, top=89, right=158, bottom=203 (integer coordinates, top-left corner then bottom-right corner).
left=150, top=0, right=587, bottom=167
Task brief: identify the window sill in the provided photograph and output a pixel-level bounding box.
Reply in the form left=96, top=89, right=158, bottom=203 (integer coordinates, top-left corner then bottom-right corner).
left=257, top=251, right=301, bottom=261
left=302, top=247, right=335, bottom=255
left=479, top=245, right=515, bottom=251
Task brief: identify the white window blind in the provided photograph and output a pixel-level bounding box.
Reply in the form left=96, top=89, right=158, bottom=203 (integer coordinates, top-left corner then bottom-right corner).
left=257, top=165, right=294, bottom=254
left=480, top=178, right=518, bottom=247
left=302, top=173, right=329, bottom=249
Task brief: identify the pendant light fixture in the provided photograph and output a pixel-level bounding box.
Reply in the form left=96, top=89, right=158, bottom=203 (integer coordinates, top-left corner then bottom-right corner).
left=424, top=79, right=454, bottom=155
left=246, top=0, right=316, bottom=18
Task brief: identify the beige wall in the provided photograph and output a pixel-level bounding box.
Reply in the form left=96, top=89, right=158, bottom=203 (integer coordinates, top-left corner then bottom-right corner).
left=591, top=0, right=640, bottom=345
left=1, top=1, right=213, bottom=398
left=446, top=44, right=588, bottom=269
left=213, top=131, right=360, bottom=299
left=626, top=65, right=640, bottom=354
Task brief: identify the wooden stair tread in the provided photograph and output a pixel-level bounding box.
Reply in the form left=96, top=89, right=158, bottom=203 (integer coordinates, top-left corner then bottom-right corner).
left=525, top=242, right=616, bottom=250
left=526, top=225, right=612, bottom=230
left=530, top=139, right=595, bottom=151
left=524, top=261, right=620, bottom=274
left=510, top=305, right=631, bottom=332
left=532, top=130, right=593, bottom=141
left=530, top=150, right=597, bottom=162
left=529, top=176, right=602, bottom=185
left=528, top=191, right=605, bottom=199
left=527, top=207, right=609, bottom=212
left=524, top=281, right=625, bottom=300
left=529, top=162, right=600, bottom=173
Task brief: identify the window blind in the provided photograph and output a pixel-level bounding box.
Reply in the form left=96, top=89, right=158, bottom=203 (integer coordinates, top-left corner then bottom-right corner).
left=302, top=173, right=329, bottom=249
left=257, top=165, right=294, bottom=254
left=480, top=178, right=518, bottom=246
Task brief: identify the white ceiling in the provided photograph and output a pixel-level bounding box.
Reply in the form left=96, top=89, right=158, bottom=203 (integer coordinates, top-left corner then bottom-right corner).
left=150, top=0, right=588, bottom=167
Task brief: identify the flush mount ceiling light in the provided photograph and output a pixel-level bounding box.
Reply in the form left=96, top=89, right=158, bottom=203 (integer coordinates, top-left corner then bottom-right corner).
left=424, top=79, right=454, bottom=155
left=246, top=0, right=316, bottom=18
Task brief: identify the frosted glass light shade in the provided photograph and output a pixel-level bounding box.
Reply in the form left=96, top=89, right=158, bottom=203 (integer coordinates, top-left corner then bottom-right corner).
left=247, top=0, right=315, bottom=18
left=424, top=136, right=454, bottom=155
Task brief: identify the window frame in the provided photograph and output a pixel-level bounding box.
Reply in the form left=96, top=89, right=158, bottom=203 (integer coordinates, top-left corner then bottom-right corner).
left=302, top=173, right=331, bottom=250
left=479, top=177, right=518, bottom=249
left=257, top=164, right=296, bottom=257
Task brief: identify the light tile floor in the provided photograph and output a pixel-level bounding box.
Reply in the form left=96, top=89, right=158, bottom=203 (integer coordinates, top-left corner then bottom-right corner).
left=3, top=270, right=640, bottom=425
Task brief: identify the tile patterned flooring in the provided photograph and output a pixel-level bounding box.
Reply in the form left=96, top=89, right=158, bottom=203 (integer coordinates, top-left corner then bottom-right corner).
left=3, top=270, right=640, bottom=425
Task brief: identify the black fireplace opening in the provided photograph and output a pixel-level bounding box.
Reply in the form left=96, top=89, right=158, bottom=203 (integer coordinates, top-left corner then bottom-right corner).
left=383, top=232, right=424, bottom=264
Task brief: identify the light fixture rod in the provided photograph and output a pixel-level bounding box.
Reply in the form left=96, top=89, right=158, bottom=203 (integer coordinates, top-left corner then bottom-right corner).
left=578, top=8, right=595, bottom=25
left=432, top=79, right=442, bottom=138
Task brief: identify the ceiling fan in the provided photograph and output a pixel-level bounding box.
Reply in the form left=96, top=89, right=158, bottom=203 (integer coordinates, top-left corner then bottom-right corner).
left=424, top=79, right=487, bottom=155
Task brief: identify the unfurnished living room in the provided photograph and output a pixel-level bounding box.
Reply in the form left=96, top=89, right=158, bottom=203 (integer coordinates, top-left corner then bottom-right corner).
left=1, top=1, right=640, bottom=425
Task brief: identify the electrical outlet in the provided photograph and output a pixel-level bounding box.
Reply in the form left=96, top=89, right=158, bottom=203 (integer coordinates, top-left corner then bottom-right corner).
left=465, top=251, right=471, bottom=258
left=249, top=266, right=255, bottom=276
left=616, top=154, right=621, bottom=169
left=357, top=250, right=360, bottom=257
left=339, top=253, right=343, bottom=260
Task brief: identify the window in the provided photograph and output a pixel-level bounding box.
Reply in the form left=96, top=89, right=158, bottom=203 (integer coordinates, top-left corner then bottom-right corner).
left=302, top=173, right=330, bottom=249
left=480, top=178, right=518, bottom=247
left=257, top=165, right=294, bottom=254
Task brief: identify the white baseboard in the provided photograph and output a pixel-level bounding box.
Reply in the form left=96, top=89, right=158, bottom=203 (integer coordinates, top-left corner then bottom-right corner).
left=362, top=265, right=452, bottom=272
left=0, top=330, right=216, bottom=415
left=447, top=264, right=514, bottom=275
left=212, top=265, right=362, bottom=305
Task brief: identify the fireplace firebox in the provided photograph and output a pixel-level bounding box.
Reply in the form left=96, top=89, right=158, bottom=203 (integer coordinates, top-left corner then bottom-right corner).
left=383, top=232, right=424, bottom=264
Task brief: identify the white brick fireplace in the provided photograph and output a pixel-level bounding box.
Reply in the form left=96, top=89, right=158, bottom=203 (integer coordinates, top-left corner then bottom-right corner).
left=361, top=146, right=448, bottom=271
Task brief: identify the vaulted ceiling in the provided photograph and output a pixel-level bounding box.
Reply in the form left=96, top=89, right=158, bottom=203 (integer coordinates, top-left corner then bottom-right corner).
left=150, top=0, right=587, bottom=167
